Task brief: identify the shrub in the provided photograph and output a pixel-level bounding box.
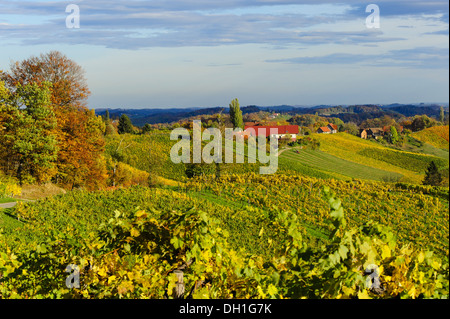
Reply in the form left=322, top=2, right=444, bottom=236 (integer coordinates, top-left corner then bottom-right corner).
left=0, top=174, right=22, bottom=198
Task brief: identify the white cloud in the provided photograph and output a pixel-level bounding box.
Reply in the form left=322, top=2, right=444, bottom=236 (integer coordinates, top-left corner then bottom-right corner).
left=0, top=0, right=446, bottom=49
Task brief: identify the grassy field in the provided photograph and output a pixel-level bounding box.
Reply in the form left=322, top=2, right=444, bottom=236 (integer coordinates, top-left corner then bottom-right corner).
left=0, top=198, right=16, bottom=204
left=379, top=135, right=449, bottom=160
left=0, top=186, right=284, bottom=260
left=186, top=173, right=449, bottom=256
left=280, top=148, right=403, bottom=182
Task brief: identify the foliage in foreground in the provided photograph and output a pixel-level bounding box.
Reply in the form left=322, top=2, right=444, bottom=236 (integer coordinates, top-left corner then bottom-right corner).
left=0, top=174, right=21, bottom=199
left=186, top=174, right=449, bottom=256
left=0, top=187, right=447, bottom=299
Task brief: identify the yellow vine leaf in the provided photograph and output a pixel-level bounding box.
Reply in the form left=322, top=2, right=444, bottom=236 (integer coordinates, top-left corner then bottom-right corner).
left=381, top=244, right=391, bottom=259
left=357, top=290, right=371, bottom=299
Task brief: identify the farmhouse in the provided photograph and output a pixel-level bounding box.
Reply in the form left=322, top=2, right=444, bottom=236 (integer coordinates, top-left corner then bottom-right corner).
left=316, top=123, right=338, bottom=134
left=244, top=125, right=299, bottom=141
left=327, top=123, right=338, bottom=133
left=360, top=128, right=384, bottom=139
left=360, top=129, right=368, bottom=139
left=317, top=126, right=331, bottom=134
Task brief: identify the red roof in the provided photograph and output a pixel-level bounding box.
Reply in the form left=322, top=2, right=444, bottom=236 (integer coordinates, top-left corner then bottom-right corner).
left=244, top=125, right=299, bottom=137
left=318, top=126, right=331, bottom=132
left=328, top=123, right=338, bottom=131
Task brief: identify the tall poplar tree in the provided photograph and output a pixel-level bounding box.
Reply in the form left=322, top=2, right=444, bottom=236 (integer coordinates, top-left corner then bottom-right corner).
left=390, top=126, right=399, bottom=144
left=229, top=98, right=243, bottom=129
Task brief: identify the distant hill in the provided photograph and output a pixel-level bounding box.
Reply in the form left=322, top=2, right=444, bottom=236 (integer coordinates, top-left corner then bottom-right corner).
left=386, top=105, right=444, bottom=117
left=95, top=103, right=448, bottom=126
left=97, top=107, right=225, bottom=127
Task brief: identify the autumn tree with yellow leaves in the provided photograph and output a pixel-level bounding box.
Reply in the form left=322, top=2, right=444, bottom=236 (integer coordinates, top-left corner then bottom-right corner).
left=0, top=51, right=107, bottom=189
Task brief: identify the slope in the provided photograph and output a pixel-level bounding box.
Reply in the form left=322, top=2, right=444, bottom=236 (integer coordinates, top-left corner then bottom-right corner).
left=412, top=125, right=449, bottom=150
left=313, top=133, right=448, bottom=184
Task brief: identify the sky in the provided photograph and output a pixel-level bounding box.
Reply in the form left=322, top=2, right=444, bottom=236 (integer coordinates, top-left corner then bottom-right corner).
left=0, top=0, right=448, bottom=109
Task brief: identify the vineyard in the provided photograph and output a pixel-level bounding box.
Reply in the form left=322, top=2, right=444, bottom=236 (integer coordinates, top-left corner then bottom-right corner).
left=314, top=133, right=448, bottom=184
left=279, top=149, right=403, bottom=182
left=103, top=131, right=449, bottom=187
left=412, top=125, right=449, bottom=150
left=185, top=174, right=449, bottom=256
left=1, top=173, right=448, bottom=299
left=104, top=133, right=261, bottom=182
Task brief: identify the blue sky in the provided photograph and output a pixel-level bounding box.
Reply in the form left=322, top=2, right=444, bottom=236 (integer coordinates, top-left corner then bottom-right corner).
left=0, top=0, right=448, bottom=109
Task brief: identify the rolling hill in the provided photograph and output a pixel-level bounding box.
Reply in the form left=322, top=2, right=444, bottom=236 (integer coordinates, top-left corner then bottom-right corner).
left=412, top=125, right=449, bottom=150
left=288, top=132, right=448, bottom=184
left=103, top=130, right=448, bottom=186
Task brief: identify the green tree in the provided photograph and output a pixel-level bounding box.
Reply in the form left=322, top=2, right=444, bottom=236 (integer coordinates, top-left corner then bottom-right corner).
left=229, top=98, right=243, bottom=129
left=411, top=115, right=435, bottom=132
left=118, top=114, right=134, bottom=134
left=104, top=122, right=117, bottom=136
left=103, top=110, right=110, bottom=122
left=101, top=109, right=117, bottom=136
left=423, top=161, right=442, bottom=186
left=1, top=51, right=107, bottom=190
left=185, top=162, right=215, bottom=178
left=390, top=126, right=399, bottom=144
left=0, top=82, right=58, bottom=184
left=439, top=106, right=445, bottom=123
left=289, top=114, right=316, bottom=127
left=141, top=123, right=152, bottom=134
left=341, top=122, right=359, bottom=136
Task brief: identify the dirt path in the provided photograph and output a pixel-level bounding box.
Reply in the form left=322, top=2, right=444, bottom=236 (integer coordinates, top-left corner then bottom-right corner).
left=278, top=146, right=302, bottom=156
left=0, top=199, right=36, bottom=210
left=0, top=202, right=18, bottom=209
left=0, top=183, right=65, bottom=210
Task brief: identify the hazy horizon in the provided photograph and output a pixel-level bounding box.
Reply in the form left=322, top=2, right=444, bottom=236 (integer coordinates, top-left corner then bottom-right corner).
left=91, top=101, right=450, bottom=111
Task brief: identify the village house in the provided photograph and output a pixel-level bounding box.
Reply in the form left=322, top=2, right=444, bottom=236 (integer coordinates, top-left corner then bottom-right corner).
left=360, top=129, right=368, bottom=139
left=268, top=113, right=280, bottom=119
left=360, top=128, right=384, bottom=139
left=362, top=125, right=404, bottom=140
left=327, top=123, right=338, bottom=133
left=316, top=123, right=338, bottom=134
left=317, top=126, right=331, bottom=134
left=244, top=125, right=299, bottom=141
